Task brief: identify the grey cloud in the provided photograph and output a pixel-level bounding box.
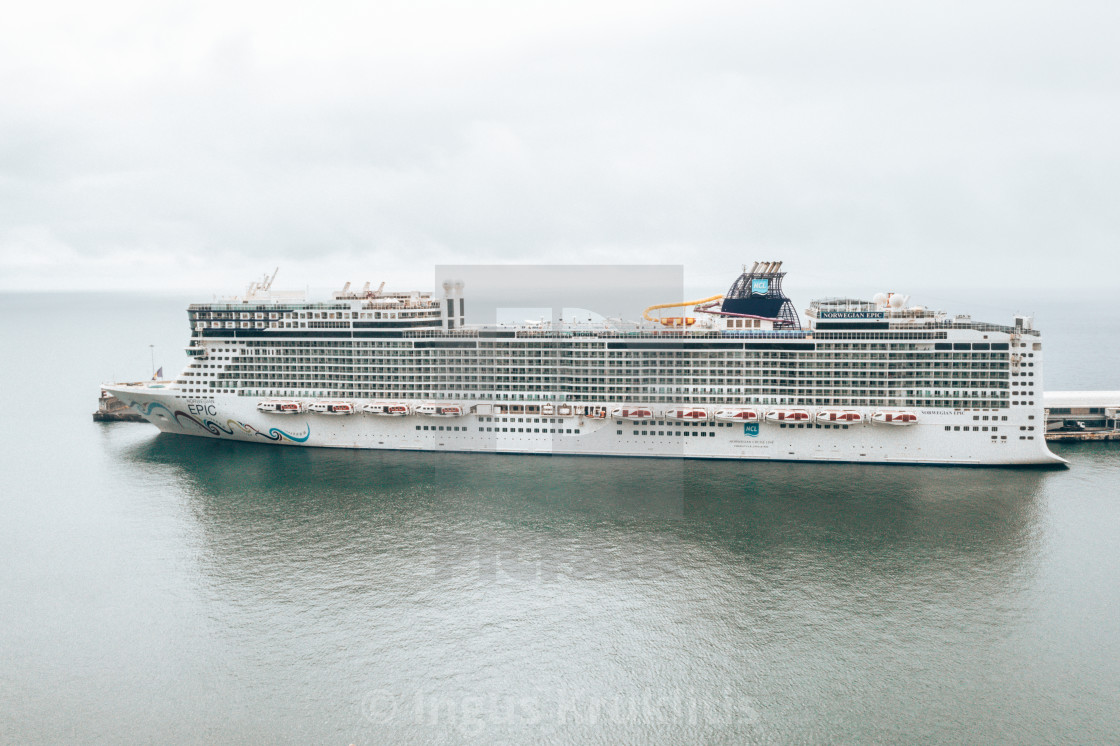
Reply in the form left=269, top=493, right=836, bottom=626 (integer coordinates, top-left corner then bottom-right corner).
left=1, top=0, right=1117, bottom=292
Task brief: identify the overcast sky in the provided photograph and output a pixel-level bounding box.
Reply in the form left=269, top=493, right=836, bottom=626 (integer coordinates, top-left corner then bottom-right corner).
left=2, top=0, right=1118, bottom=295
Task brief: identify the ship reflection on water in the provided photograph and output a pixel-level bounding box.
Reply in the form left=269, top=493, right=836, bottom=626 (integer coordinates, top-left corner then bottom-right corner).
left=124, top=432, right=1051, bottom=558
left=97, top=427, right=1110, bottom=743
left=122, top=432, right=1053, bottom=602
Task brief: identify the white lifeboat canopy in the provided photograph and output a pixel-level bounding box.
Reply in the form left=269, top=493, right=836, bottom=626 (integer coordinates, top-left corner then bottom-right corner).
left=610, top=406, right=657, bottom=421
left=871, top=410, right=918, bottom=425
left=816, top=409, right=865, bottom=424
left=714, top=408, right=761, bottom=422
left=765, top=408, right=812, bottom=423
left=361, top=401, right=412, bottom=416
left=309, top=400, right=355, bottom=415
left=257, top=399, right=305, bottom=414
left=664, top=407, right=709, bottom=421
left=416, top=403, right=464, bottom=417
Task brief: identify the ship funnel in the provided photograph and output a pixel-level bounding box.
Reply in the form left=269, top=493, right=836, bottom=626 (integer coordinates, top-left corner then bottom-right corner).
left=722, top=261, right=801, bottom=330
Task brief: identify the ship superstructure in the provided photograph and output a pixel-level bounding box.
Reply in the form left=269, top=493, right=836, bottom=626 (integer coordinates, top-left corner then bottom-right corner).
left=107, top=263, right=1064, bottom=466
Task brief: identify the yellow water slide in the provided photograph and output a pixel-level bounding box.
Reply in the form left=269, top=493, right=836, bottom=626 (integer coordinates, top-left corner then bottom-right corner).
left=642, top=294, right=724, bottom=326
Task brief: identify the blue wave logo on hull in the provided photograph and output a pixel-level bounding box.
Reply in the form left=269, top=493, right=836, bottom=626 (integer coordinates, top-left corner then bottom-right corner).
left=130, top=400, right=310, bottom=443
left=744, top=423, right=759, bottom=438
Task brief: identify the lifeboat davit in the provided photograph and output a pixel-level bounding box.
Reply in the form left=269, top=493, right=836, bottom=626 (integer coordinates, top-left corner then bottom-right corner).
left=610, top=406, right=657, bottom=421
left=257, top=399, right=304, bottom=414
left=541, top=403, right=555, bottom=416
left=816, top=409, right=865, bottom=424
left=665, top=407, right=709, bottom=421
left=557, top=404, right=573, bottom=417
left=361, top=401, right=411, bottom=416
left=765, top=408, right=812, bottom=423
left=416, top=403, right=464, bottom=417
left=872, top=410, right=918, bottom=425
left=309, top=400, right=355, bottom=415
left=714, top=408, right=760, bottom=423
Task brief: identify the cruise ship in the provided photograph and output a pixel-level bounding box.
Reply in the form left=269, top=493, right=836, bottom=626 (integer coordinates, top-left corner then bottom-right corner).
left=106, top=263, right=1065, bottom=466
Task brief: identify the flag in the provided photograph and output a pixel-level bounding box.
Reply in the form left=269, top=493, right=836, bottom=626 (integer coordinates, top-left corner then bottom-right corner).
left=153, top=366, right=163, bottom=380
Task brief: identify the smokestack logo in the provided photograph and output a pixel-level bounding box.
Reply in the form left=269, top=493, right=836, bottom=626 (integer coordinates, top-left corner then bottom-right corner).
left=750, top=278, right=770, bottom=295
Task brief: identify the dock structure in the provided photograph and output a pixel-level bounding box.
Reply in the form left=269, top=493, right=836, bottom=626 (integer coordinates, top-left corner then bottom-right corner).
left=93, top=387, right=145, bottom=422
left=1044, top=391, right=1120, bottom=441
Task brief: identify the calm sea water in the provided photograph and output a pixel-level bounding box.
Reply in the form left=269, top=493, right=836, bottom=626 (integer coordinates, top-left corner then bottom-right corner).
left=2, top=292, right=1119, bottom=743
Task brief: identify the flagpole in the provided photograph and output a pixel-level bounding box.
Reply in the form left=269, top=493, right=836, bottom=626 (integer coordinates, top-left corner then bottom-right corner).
left=149, top=344, right=155, bottom=379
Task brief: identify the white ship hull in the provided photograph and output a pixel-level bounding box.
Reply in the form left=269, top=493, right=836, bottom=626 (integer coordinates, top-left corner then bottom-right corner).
left=108, top=386, right=1066, bottom=466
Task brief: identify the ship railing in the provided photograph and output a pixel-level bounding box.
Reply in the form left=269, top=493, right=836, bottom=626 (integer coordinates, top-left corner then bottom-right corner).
left=932, top=321, right=1040, bottom=336
left=808, top=298, right=879, bottom=312
left=401, top=327, right=811, bottom=341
